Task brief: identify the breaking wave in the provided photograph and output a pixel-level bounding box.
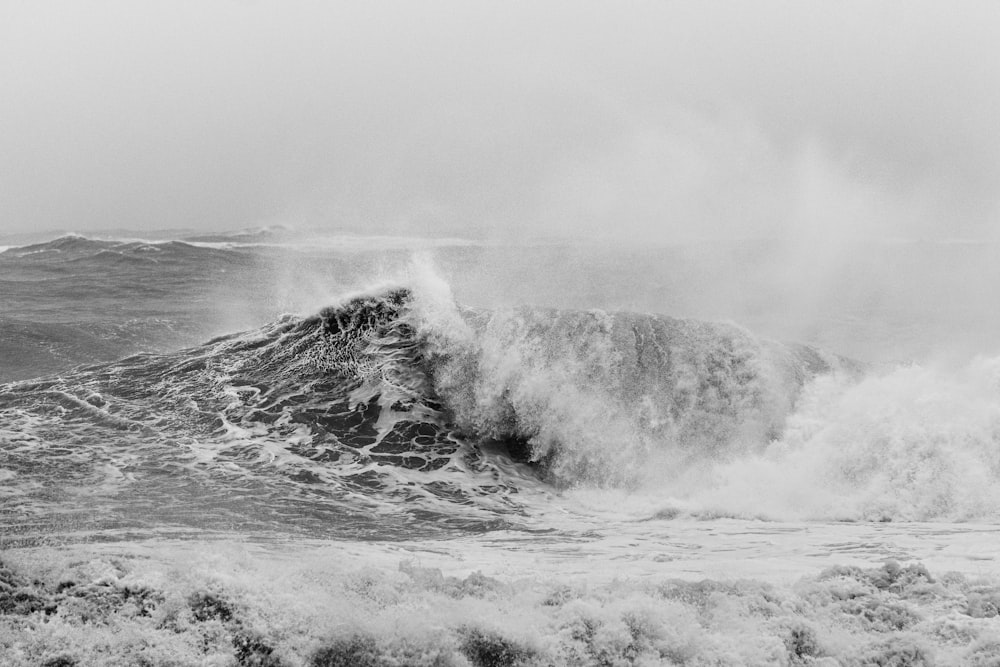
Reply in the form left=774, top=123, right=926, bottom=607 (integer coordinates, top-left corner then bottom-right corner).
left=4, top=272, right=1000, bottom=535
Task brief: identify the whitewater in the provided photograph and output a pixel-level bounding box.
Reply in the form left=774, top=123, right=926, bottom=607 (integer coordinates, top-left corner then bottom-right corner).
left=3, top=232, right=1000, bottom=666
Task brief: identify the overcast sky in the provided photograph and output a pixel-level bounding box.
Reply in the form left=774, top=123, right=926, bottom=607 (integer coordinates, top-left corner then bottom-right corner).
left=1, top=1, right=998, bottom=241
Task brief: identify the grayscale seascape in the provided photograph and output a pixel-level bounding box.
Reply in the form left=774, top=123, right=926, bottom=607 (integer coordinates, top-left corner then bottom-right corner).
left=2, top=3, right=1000, bottom=666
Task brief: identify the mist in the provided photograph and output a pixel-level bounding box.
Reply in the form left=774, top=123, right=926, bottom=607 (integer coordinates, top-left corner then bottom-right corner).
left=3, top=1, right=1000, bottom=362
left=1, top=1, right=997, bottom=243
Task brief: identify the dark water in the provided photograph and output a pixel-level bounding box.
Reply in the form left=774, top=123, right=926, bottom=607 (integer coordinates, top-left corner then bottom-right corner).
left=0, top=236, right=257, bottom=382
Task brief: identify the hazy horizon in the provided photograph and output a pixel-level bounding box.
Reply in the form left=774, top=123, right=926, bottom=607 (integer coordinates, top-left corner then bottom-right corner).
left=2, top=1, right=998, bottom=245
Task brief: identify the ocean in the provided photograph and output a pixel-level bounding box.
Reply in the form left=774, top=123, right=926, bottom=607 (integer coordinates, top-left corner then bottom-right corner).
left=3, top=230, right=1000, bottom=666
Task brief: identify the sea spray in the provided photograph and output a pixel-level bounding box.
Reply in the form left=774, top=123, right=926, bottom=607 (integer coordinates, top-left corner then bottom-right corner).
left=679, top=357, right=1000, bottom=521
left=421, top=300, right=838, bottom=487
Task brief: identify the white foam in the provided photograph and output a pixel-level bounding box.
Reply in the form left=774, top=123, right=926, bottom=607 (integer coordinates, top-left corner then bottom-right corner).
left=639, top=357, right=1000, bottom=522
left=4, top=528, right=1000, bottom=666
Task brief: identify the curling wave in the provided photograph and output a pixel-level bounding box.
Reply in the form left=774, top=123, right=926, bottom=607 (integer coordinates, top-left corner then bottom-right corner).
left=190, top=284, right=847, bottom=488
left=4, top=279, right=1000, bottom=537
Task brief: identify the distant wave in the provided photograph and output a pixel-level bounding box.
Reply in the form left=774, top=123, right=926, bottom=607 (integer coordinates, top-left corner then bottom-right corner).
left=1, top=234, right=244, bottom=261
left=0, top=232, right=485, bottom=258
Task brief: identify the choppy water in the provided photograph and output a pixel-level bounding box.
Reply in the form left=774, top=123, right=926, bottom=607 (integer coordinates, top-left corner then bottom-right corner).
left=3, top=231, right=1000, bottom=666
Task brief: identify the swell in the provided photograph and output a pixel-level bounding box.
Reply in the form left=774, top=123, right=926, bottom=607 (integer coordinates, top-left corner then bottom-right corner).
left=0, top=234, right=262, bottom=383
